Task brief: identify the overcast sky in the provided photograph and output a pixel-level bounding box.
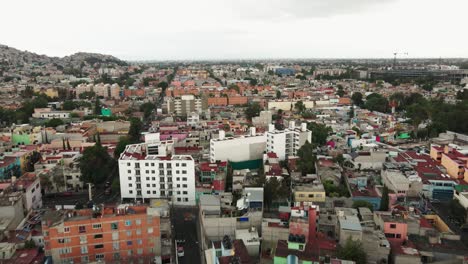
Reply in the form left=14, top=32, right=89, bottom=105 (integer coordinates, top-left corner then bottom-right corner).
left=1, top=0, right=467, bottom=60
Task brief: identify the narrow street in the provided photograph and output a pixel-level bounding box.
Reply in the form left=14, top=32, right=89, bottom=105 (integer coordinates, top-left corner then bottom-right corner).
left=172, top=206, right=202, bottom=264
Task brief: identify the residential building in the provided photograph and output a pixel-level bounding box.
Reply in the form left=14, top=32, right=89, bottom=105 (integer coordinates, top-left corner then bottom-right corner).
left=294, top=182, right=326, bottom=205
left=167, top=95, right=206, bottom=115
left=42, top=204, right=162, bottom=263
left=118, top=135, right=195, bottom=205
left=210, top=129, right=266, bottom=163
left=32, top=108, right=70, bottom=119
left=430, top=145, right=468, bottom=181
left=266, top=122, right=312, bottom=160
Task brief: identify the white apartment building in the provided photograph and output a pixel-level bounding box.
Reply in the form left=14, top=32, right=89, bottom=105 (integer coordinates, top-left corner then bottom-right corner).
left=167, top=95, right=206, bottom=115
left=32, top=108, right=70, bottom=119
left=209, top=128, right=266, bottom=163
left=266, top=122, right=312, bottom=160
left=118, top=134, right=195, bottom=205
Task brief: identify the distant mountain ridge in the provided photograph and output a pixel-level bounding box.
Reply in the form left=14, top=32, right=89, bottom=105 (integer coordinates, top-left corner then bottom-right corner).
left=0, top=44, right=127, bottom=67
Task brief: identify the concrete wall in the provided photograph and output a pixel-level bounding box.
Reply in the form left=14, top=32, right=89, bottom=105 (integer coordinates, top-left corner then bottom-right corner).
left=201, top=211, right=263, bottom=242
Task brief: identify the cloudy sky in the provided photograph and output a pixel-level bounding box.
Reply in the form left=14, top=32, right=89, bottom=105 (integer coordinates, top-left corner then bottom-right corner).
left=1, top=0, right=467, bottom=60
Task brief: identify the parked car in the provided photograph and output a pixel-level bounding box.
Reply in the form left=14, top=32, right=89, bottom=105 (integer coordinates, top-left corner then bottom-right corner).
left=177, top=246, right=184, bottom=257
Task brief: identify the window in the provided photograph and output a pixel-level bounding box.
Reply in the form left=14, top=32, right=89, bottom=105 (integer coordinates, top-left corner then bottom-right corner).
left=113, top=242, right=120, bottom=250
left=160, top=177, right=165, bottom=182
left=82, top=256, right=89, bottom=263
left=152, top=177, right=156, bottom=181
left=80, top=235, right=87, bottom=244
left=160, top=184, right=165, bottom=189
left=137, top=239, right=142, bottom=245
left=146, top=177, right=150, bottom=180
left=112, top=232, right=119, bottom=240
left=159, top=164, right=164, bottom=169
left=127, top=170, right=131, bottom=174
left=182, top=177, right=187, bottom=181
left=59, top=248, right=71, bottom=255
left=58, top=238, right=65, bottom=244
left=127, top=241, right=133, bottom=246
left=94, top=234, right=103, bottom=239
left=146, top=183, right=150, bottom=187
left=127, top=163, right=131, bottom=166
left=113, top=252, right=120, bottom=260
left=160, top=170, right=164, bottom=175
left=151, top=163, right=155, bottom=167
left=128, top=176, right=132, bottom=180
left=79, top=226, right=86, bottom=233
left=126, top=231, right=132, bottom=236
left=95, top=254, right=104, bottom=260
left=137, top=248, right=143, bottom=255
left=152, top=184, right=156, bottom=187
left=153, top=190, right=157, bottom=194
left=129, top=190, right=133, bottom=194
left=176, top=170, right=180, bottom=174
left=148, top=227, right=154, bottom=234
left=147, top=190, right=151, bottom=194
left=176, top=163, right=180, bottom=167
left=183, top=184, right=187, bottom=188
left=390, top=224, right=397, bottom=229
left=145, top=163, right=149, bottom=166
left=183, top=191, right=188, bottom=195
left=92, top=224, right=102, bottom=229
left=94, top=244, right=104, bottom=249
left=125, top=220, right=132, bottom=226
left=151, top=170, right=155, bottom=174
left=136, top=229, right=142, bottom=235
left=136, top=219, right=142, bottom=225
left=129, top=183, right=133, bottom=187
left=182, top=163, right=187, bottom=167
left=396, top=234, right=402, bottom=238
left=81, top=246, right=88, bottom=254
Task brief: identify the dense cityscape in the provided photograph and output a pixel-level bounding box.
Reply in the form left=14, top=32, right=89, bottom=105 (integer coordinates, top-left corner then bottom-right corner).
left=2, top=0, right=468, bottom=262
left=1, top=43, right=468, bottom=264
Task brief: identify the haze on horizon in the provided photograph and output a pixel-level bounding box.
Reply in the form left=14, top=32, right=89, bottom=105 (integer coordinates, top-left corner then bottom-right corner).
left=2, top=0, right=468, bottom=61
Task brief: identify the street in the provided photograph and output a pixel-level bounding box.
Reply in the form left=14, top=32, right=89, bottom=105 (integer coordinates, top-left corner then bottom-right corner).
left=172, top=206, right=202, bottom=264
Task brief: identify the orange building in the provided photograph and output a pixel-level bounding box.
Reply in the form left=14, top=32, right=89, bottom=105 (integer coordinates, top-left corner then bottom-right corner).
left=228, top=96, right=248, bottom=105
left=207, top=97, right=228, bottom=106
left=430, top=145, right=468, bottom=181
left=43, top=204, right=163, bottom=263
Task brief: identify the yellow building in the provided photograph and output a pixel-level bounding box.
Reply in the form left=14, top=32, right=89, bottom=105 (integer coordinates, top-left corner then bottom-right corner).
left=294, top=183, right=326, bottom=203
left=431, top=145, right=468, bottom=181
left=34, top=87, right=59, bottom=98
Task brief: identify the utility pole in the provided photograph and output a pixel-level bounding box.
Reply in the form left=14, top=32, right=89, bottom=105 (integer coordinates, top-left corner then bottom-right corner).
left=88, top=183, right=93, bottom=201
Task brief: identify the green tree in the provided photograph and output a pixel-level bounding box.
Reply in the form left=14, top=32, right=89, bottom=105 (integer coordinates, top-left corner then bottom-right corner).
left=276, top=90, right=281, bottom=99
left=158, top=81, right=169, bottom=90
left=94, top=97, right=101, bottom=115
left=128, top=118, right=143, bottom=142
left=380, top=186, right=389, bottom=211
left=45, top=118, right=64, bottom=128
left=364, top=93, right=389, bottom=113
left=111, top=178, right=120, bottom=194
left=294, top=101, right=306, bottom=113
left=307, top=122, right=332, bottom=147
left=63, top=100, right=76, bottom=110
left=336, top=85, right=345, bottom=97
left=114, top=136, right=131, bottom=158
left=79, top=144, right=116, bottom=184
left=244, top=102, right=262, bottom=121
left=297, top=141, right=316, bottom=175
left=337, top=237, right=367, bottom=264
left=351, top=92, right=364, bottom=107
left=139, top=102, right=155, bottom=120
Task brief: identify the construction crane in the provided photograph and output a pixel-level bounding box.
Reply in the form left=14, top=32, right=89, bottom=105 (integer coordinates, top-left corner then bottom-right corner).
left=393, top=52, right=408, bottom=68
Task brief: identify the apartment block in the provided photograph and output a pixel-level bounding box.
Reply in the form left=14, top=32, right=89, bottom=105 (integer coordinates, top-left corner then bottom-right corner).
left=167, top=95, right=206, bottom=115
left=209, top=129, right=266, bottom=163
left=266, top=122, right=312, bottom=160
left=42, top=204, right=162, bottom=263
left=118, top=137, right=196, bottom=205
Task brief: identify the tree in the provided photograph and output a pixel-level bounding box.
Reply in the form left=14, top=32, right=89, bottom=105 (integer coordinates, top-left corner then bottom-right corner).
left=264, top=176, right=281, bottom=210
left=111, top=178, right=120, bottom=194
left=45, top=118, right=64, bottom=128
left=158, top=81, right=169, bottom=90
left=336, top=85, right=345, bottom=97
left=63, top=100, right=76, bottom=110
left=244, top=102, right=261, bottom=121
left=114, top=136, right=131, bottom=158
left=364, top=93, right=389, bottom=113
left=139, top=102, right=155, bottom=120
left=307, top=122, right=332, bottom=147
left=352, top=200, right=374, bottom=211
left=128, top=118, right=143, bottom=142
left=276, top=90, right=281, bottom=99
left=333, top=154, right=345, bottom=167
left=337, top=237, right=367, bottom=264
left=94, top=97, right=101, bottom=115
left=79, top=144, right=116, bottom=184
left=294, top=101, right=306, bottom=113
left=297, top=141, right=316, bottom=175
left=380, top=186, right=389, bottom=211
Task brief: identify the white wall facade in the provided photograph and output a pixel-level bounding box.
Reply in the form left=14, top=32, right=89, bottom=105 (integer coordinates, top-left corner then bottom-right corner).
left=210, top=134, right=266, bottom=163
left=119, top=144, right=195, bottom=206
